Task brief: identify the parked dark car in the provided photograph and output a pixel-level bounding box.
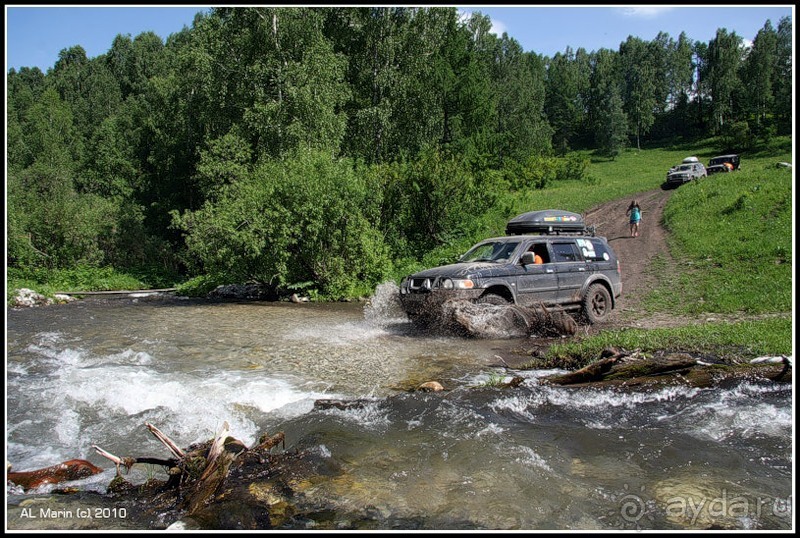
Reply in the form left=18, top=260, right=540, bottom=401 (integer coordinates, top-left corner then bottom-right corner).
left=398, top=210, right=623, bottom=324
left=665, top=162, right=706, bottom=188
left=707, top=154, right=740, bottom=175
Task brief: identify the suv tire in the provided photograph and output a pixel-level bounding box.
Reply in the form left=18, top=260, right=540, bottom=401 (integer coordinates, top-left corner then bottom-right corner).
left=582, top=283, right=611, bottom=323
left=476, top=293, right=510, bottom=305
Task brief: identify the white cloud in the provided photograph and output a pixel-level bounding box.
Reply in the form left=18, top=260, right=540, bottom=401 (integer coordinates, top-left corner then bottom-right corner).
left=458, top=9, right=475, bottom=23
left=458, top=9, right=507, bottom=36
left=619, top=7, right=674, bottom=19
left=488, top=18, right=507, bottom=36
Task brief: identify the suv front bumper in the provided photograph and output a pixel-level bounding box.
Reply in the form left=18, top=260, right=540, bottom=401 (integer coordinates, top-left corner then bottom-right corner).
left=399, top=289, right=484, bottom=316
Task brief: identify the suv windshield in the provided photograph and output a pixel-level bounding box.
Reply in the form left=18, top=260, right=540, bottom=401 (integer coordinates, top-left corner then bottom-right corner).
left=459, top=241, right=521, bottom=263
left=675, top=164, right=693, bottom=172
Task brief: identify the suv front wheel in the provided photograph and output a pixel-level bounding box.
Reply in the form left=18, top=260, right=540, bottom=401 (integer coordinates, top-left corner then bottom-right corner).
left=582, top=283, right=612, bottom=323
left=476, top=293, right=510, bottom=305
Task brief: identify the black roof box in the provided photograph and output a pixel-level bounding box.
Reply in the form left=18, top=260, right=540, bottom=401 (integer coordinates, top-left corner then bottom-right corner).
left=506, top=209, right=588, bottom=235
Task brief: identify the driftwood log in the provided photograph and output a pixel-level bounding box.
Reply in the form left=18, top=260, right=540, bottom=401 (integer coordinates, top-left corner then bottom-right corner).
left=7, top=459, right=104, bottom=490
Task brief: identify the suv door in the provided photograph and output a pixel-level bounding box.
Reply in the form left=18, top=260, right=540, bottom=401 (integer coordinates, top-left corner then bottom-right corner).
left=550, top=240, right=587, bottom=304
left=515, top=241, right=559, bottom=306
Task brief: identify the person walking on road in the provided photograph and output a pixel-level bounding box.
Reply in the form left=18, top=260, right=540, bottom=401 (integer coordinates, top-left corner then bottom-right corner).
left=626, top=200, right=642, bottom=237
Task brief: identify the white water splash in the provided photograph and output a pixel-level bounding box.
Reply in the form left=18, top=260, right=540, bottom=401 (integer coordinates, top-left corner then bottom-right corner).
left=475, top=423, right=506, bottom=437
left=544, top=385, right=702, bottom=409
left=363, top=281, right=409, bottom=327
left=681, top=382, right=793, bottom=442
left=8, top=341, right=342, bottom=467
left=320, top=399, right=390, bottom=430
left=513, top=445, right=553, bottom=472
left=489, top=384, right=703, bottom=428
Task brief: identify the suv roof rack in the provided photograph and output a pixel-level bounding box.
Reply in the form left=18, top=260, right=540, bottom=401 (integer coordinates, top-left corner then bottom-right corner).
left=505, top=210, right=595, bottom=236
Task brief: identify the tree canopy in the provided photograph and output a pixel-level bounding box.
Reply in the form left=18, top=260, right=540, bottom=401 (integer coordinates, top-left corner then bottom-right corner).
left=6, top=7, right=793, bottom=298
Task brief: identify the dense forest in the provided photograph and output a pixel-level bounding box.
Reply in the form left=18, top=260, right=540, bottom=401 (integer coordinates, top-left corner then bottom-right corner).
left=6, top=7, right=793, bottom=299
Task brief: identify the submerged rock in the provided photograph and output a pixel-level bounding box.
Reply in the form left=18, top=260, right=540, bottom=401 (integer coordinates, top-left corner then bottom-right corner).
left=651, top=476, right=767, bottom=529
left=417, top=381, right=444, bottom=392
left=314, top=399, right=375, bottom=411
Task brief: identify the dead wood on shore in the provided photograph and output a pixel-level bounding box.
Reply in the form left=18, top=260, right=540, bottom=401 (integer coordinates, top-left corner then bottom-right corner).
left=91, top=422, right=285, bottom=517
left=543, top=348, right=793, bottom=388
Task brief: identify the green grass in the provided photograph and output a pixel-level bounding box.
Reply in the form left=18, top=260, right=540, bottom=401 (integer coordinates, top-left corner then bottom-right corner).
left=417, top=144, right=716, bottom=269
left=475, top=371, right=509, bottom=387
left=527, top=316, right=792, bottom=369
left=509, top=144, right=717, bottom=216
left=658, top=161, right=792, bottom=314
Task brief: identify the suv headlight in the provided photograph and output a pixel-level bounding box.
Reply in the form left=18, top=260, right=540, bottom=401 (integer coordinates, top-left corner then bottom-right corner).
left=441, top=278, right=474, bottom=290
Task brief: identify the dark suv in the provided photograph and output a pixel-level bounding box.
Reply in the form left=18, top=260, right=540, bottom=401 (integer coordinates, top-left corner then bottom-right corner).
left=399, top=210, right=622, bottom=324
left=706, top=154, right=740, bottom=175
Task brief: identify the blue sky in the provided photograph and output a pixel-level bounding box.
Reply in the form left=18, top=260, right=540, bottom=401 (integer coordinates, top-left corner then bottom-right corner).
left=467, top=5, right=794, bottom=56
left=5, top=5, right=794, bottom=73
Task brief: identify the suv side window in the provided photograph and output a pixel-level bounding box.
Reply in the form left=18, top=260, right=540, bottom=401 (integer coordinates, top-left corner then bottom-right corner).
left=551, top=242, right=581, bottom=262
left=578, top=238, right=611, bottom=261
left=526, top=242, right=551, bottom=263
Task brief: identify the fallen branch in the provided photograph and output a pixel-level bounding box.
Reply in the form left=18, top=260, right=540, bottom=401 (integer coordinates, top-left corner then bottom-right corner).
left=146, top=422, right=186, bottom=459
left=545, top=356, right=621, bottom=385
left=93, top=423, right=286, bottom=518
left=92, top=445, right=137, bottom=476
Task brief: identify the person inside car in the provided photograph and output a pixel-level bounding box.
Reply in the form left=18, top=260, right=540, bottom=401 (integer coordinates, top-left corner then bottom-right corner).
left=531, top=245, right=545, bottom=264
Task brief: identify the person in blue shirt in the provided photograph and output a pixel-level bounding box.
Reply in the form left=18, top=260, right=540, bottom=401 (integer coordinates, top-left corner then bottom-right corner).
left=626, top=200, right=642, bottom=237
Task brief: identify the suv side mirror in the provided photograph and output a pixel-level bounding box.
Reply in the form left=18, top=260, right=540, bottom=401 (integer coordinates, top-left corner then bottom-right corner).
left=521, top=252, right=535, bottom=265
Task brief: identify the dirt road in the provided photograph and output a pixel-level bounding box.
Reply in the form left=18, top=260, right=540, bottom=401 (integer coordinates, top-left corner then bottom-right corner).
left=584, top=188, right=675, bottom=328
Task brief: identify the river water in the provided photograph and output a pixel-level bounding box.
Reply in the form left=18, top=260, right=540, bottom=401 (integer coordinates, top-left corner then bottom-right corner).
left=5, top=284, right=794, bottom=530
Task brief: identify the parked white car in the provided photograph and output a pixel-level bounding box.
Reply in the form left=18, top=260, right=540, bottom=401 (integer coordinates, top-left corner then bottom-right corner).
left=665, top=162, right=707, bottom=188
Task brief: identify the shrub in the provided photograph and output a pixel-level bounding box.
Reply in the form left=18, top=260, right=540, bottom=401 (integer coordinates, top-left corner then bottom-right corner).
left=175, top=148, right=393, bottom=300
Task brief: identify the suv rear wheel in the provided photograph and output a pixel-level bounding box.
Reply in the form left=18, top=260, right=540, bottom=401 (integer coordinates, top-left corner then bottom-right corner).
left=582, top=284, right=611, bottom=323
